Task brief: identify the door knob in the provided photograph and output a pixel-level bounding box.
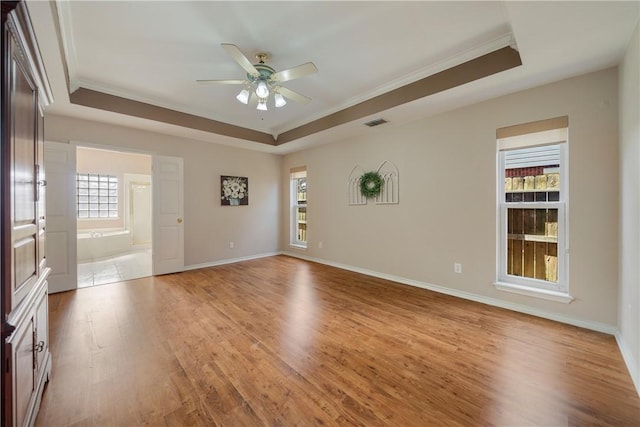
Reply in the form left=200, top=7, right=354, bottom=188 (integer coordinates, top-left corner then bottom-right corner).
left=177, top=218, right=183, bottom=224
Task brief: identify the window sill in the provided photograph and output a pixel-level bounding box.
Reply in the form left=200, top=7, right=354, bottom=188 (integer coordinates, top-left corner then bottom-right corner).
left=289, top=244, right=307, bottom=250
left=494, top=281, right=574, bottom=303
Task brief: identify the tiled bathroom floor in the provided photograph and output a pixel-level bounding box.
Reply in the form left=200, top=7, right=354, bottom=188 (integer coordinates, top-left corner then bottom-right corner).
left=78, top=248, right=152, bottom=288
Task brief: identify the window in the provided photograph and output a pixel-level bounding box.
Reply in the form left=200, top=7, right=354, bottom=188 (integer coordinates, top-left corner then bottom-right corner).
left=76, top=173, right=118, bottom=219
left=496, top=120, right=570, bottom=301
left=290, top=168, right=307, bottom=247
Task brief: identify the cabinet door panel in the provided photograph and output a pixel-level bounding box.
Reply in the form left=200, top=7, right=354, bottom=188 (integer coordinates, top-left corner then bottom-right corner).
left=12, top=56, right=36, bottom=224
left=14, top=237, right=36, bottom=294
left=10, top=34, right=38, bottom=310
left=13, top=318, right=35, bottom=427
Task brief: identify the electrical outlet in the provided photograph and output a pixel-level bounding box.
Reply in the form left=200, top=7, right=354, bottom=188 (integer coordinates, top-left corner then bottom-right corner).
left=454, top=263, right=462, bottom=274
left=229, top=241, right=234, bottom=249
left=318, top=241, right=323, bottom=249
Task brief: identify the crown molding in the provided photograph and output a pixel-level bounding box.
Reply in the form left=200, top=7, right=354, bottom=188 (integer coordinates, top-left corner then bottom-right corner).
left=277, top=45, right=522, bottom=144
left=67, top=43, right=521, bottom=147
left=55, top=0, right=79, bottom=92
left=273, top=32, right=517, bottom=136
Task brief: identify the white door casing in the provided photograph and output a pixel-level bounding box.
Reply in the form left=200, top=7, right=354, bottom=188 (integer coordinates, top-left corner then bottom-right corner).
left=44, top=141, right=77, bottom=293
left=152, top=155, right=184, bottom=275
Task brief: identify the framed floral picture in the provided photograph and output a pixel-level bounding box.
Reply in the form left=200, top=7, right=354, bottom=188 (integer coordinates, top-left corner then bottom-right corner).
left=221, top=176, right=248, bottom=206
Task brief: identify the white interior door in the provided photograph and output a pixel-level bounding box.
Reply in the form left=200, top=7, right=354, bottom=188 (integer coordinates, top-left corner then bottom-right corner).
left=152, top=155, right=184, bottom=275
left=44, top=141, right=77, bottom=293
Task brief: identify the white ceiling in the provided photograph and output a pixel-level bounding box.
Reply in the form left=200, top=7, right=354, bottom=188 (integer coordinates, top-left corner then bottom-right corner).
left=27, top=1, right=639, bottom=154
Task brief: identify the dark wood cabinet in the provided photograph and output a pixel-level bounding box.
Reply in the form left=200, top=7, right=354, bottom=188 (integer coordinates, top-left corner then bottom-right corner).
left=2, top=2, right=53, bottom=426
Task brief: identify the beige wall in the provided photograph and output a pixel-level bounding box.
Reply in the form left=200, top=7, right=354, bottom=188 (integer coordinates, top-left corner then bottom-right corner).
left=618, top=21, right=640, bottom=391
left=44, top=59, right=634, bottom=381
left=282, top=67, right=619, bottom=328
left=76, top=147, right=151, bottom=230
left=45, top=116, right=282, bottom=267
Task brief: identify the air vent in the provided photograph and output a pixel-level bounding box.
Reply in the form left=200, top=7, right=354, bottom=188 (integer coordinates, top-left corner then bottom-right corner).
left=364, top=118, right=388, bottom=127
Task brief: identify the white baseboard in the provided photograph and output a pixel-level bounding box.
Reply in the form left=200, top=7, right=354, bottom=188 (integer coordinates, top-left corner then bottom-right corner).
left=615, top=332, right=640, bottom=397
left=184, top=251, right=282, bottom=271
left=284, top=251, right=640, bottom=396
left=186, top=251, right=636, bottom=394
left=282, top=251, right=617, bottom=335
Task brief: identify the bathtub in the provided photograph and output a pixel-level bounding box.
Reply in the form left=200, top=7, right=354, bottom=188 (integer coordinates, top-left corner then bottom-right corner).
left=77, top=229, right=131, bottom=262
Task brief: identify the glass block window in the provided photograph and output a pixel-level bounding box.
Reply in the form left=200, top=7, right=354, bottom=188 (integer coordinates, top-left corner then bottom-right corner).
left=77, top=174, right=118, bottom=218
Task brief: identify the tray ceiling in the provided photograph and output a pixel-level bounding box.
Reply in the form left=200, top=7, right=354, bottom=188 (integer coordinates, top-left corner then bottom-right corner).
left=27, top=1, right=639, bottom=153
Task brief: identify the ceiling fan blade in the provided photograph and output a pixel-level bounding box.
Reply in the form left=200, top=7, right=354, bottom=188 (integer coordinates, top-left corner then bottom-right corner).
left=196, top=79, right=246, bottom=85
left=277, top=86, right=312, bottom=105
left=221, top=43, right=259, bottom=76
left=271, top=62, right=318, bottom=83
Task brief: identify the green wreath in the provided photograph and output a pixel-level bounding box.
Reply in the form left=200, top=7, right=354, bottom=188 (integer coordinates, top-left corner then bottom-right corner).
left=360, top=171, right=383, bottom=199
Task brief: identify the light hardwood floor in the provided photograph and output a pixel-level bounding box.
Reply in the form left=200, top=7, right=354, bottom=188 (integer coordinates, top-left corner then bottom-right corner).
left=35, top=255, right=639, bottom=426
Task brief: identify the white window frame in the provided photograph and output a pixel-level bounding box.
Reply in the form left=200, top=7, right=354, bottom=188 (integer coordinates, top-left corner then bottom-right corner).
left=290, top=169, right=307, bottom=248
left=495, top=128, right=572, bottom=303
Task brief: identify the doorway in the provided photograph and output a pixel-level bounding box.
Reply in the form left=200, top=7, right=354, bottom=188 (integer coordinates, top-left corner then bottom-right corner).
left=76, top=147, right=153, bottom=287
left=45, top=144, right=185, bottom=292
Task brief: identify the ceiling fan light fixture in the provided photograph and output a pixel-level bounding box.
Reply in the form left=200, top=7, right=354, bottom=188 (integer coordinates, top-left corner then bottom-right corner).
left=255, top=80, right=269, bottom=98
left=200, top=44, right=317, bottom=112
left=274, top=93, right=286, bottom=108
left=236, top=89, right=250, bottom=104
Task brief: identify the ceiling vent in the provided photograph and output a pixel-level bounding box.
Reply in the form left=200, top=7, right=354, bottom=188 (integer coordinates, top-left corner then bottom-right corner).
left=364, top=118, right=388, bottom=127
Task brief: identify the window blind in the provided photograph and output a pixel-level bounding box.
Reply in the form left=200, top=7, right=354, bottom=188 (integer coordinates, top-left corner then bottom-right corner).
left=504, top=145, right=561, bottom=169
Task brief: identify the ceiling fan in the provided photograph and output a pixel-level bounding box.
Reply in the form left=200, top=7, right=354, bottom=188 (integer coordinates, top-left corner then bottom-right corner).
left=197, top=43, right=318, bottom=111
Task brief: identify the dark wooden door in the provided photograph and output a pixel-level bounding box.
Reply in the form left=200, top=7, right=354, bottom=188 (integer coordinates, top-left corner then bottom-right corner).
left=9, top=30, right=40, bottom=312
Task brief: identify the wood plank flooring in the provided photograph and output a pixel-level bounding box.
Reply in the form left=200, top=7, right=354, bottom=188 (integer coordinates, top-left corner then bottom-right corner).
left=35, top=255, right=639, bottom=426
